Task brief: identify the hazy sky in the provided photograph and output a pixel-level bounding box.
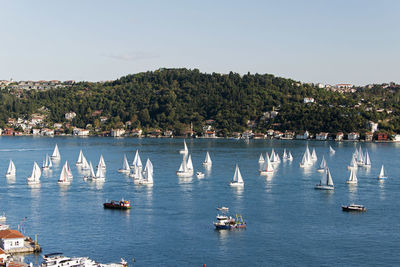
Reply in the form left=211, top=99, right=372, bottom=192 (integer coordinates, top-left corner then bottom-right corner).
left=0, top=0, right=399, bottom=85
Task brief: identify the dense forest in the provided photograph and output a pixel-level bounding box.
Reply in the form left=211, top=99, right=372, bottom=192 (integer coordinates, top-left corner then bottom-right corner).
left=1, top=68, right=400, bottom=136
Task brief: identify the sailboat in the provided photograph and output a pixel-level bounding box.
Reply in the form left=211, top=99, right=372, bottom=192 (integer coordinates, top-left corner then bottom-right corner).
left=42, top=154, right=52, bottom=170
left=176, top=154, right=193, bottom=177
left=203, top=152, right=212, bottom=168
left=95, top=165, right=105, bottom=181
left=81, top=155, right=90, bottom=171
left=51, top=144, right=61, bottom=161
left=258, top=153, right=265, bottom=163
left=65, top=161, right=73, bottom=179
left=84, top=161, right=96, bottom=180
left=140, top=158, right=154, bottom=185
left=357, top=147, right=364, bottom=166
left=27, top=162, right=41, bottom=185
left=378, top=165, right=387, bottom=180
left=300, top=146, right=312, bottom=167
left=363, top=150, right=371, bottom=167
left=260, top=152, right=274, bottom=175
left=311, top=148, right=317, bottom=161
left=346, top=168, right=358, bottom=184
left=5, top=159, right=16, bottom=177
left=76, top=150, right=84, bottom=166
left=118, top=154, right=131, bottom=173
left=287, top=151, right=293, bottom=161
left=58, top=161, right=71, bottom=185
left=315, top=166, right=334, bottom=190
left=317, top=156, right=326, bottom=172
left=97, top=155, right=106, bottom=170
left=347, top=155, right=358, bottom=170
left=229, top=164, right=244, bottom=187
left=179, top=140, right=189, bottom=155
left=130, top=151, right=143, bottom=179
left=329, top=146, right=335, bottom=154
left=282, top=149, right=288, bottom=161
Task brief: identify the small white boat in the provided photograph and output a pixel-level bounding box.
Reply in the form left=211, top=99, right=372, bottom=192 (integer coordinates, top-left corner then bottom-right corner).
left=300, top=146, right=313, bottom=167
left=0, top=213, right=6, bottom=221
left=51, top=144, right=61, bottom=161
left=75, top=150, right=84, bottom=166
left=97, top=154, right=106, bottom=170
left=203, top=152, right=212, bottom=168
left=347, top=155, right=358, bottom=170
left=139, top=158, right=154, bottom=185
left=260, top=152, right=274, bottom=175
left=329, top=146, right=335, bottom=154
left=58, top=161, right=71, bottom=185
left=378, top=165, right=387, bottom=180
left=176, top=154, right=194, bottom=177
left=196, top=171, right=205, bottom=178
left=27, top=162, right=41, bottom=185
left=311, top=148, right=317, bottom=161
left=315, top=166, right=334, bottom=190
left=217, top=206, right=229, bottom=212
left=345, top=168, right=358, bottom=184
left=42, top=154, right=52, bottom=170
left=363, top=149, right=371, bottom=167
left=287, top=151, right=293, bottom=161
left=230, top=164, right=244, bottom=187
left=5, top=159, right=16, bottom=177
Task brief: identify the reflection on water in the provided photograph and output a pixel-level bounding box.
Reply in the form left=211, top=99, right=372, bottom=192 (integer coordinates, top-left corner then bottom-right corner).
left=302, top=165, right=313, bottom=177
left=215, top=228, right=229, bottom=245
left=6, top=175, right=16, bottom=184
left=379, top=180, right=385, bottom=200
left=348, top=184, right=358, bottom=202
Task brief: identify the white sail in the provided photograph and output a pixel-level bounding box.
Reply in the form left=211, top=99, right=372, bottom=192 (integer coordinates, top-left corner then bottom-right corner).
left=357, top=147, right=364, bottom=165
left=95, top=164, right=105, bottom=178
left=346, top=168, right=358, bottom=184
left=141, top=158, right=154, bottom=184
left=282, top=149, right=287, bottom=160
left=230, top=164, right=244, bottom=186
left=275, top=152, right=281, bottom=163
left=51, top=144, right=61, bottom=160
left=203, top=152, right=212, bottom=167
left=378, top=165, right=386, bottom=179
left=258, top=153, right=265, bottom=163
left=260, top=152, right=274, bottom=174
left=131, top=150, right=139, bottom=168
left=81, top=155, right=89, bottom=170
left=58, top=161, right=70, bottom=184
left=98, top=155, right=106, bottom=169
left=76, top=150, right=84, bottom=165
left=318, top=156, right=326, bottom=170
left=288, top=151, right=293, bottom=161
left=364, top=150, right=371, bottom=166
left=348, top=155, right=357, bottom=169
left=65, top=161, right=73, bottom=179
left=27, top=162, right=41, bottom=184
left=89, top=161, right=96, bottom=178
left=326, top=167, right=334, bottom=186
left=118, top=154, right=130, bottom=173
left=48, top=154, right=53, bottom=168
left=270, top=149, right=276, bottom=162
left=311, top=148, right=317, bottom=161
left=179, top=140, right=189, bottom=155
left=178, top=162, right=184, bottom=172
left=6, top=159, right=16, bottom=176
left=187, top=155, right=193, bottom=170
left=329, top=146, right=335, bottom=154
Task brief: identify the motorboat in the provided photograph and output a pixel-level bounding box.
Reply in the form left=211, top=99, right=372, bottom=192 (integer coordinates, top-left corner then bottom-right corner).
left=342, top=204, right=366, bottom=212
left=196, top=171, right=205, bottom=178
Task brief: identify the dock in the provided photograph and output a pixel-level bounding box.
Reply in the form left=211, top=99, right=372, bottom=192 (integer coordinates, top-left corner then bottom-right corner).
left=5, top=237, right=41, bottom=254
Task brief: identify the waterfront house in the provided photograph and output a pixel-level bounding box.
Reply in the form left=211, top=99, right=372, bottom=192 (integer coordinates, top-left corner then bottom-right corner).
left=32, top=129, right=40, bottom=135
left=376, top=132, right=388, bottom=141
left=392, top=134, right=400, bottom=142
left=316, top=132, right=328, bottom=141
left=3, top=128, right=13, bottom=136
left=266, top=129, right=275, bottom=138
left=203, top=130, right=217, bottom=138
left=242, top=130, right=254, bottom=139
left=253, top=132, right=265, bottom=139
left=53, top=123, right=63, bottom=129
left=164, top=130, right=173, bottom=138
left=111, top=129, right=126, bottom=137
left=7, top=119, right=16, bottom=126
left=281, top=131, right=295, bottom=140
left=365, top=132, right=373, bottom=142
left=274, top=131, right=283, bottom=139
left=131, top=128, right=142, bottom=137
left=0, top=230, right=24, bottom=251
left=41, top=128, right=54, bottom=136
left=335, top=132, right=344, bottom=141
left=296, top=131, right=309, bottom=140
left=347, top=132, right=360, bottom=141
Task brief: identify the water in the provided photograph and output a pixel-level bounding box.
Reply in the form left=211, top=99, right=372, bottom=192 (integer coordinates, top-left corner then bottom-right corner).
left=0, top=137, right=399, bottom=266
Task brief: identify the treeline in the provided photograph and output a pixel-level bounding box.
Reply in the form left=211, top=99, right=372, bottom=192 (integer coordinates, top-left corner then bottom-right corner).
left=1, top=68, right=400, bottom=135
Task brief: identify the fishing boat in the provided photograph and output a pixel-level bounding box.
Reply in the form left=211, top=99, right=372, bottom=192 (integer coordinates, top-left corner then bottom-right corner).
left=117, top=154, right=130, bottom=173
left=5, top=159, right=16, bottom=177
left=179, top=140, right=189, bottom=155
left=196, top=171, right=205, bottom=178
left=342, top=204, right=366, bottom=212
left=203, top=152, right=212, bottom=168
left=103, top=199, right=131, bottom=210
left=317, top=155, right=326, bottom=172
left=58, top=161, right=71, bottom=185
left=51, top=144, right=61, bottom=161
left=345, top=168, right=358, bottom=184
left=176, top=154, right=193, bottom=177
left=258, top=153, right=265, bottom=163
left=213, top=214, right=246, bottom=230
left=75, top=150, right=84, bottom=166
left=27, top=162, right=41, bottom=185
left=139, top=158, right=154, bottom=185
left=260, top=152, right=274, bottom=175
left=229, top=164, right=244, bottom=187
left=329, top=146, right=335, bottom=154
left=315, top=166, right=334, bottom=190
left=378, top=165, right=387, bottom=180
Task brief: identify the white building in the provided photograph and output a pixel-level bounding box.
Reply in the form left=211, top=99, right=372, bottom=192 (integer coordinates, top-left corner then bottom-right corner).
left=368, top=121, right=378, bottom=133
left=111, top=129, right=125, bottom=137
left=73, top=128, right=89, bottom=136
left=316, top=132, right=328, bottom=140
left=296, top=131, right=309, bottom=140
left=348, top=132, right=360, bottom=141
left=0, top=230, right=25, bottom=251
left=65, top=112, right=76, bottom=120
left=304, top=97, right=315, bottom=103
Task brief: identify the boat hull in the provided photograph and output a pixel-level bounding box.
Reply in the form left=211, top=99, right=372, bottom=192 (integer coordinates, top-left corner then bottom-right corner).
left=103, top=203, right=131, bottom=210
left=314, top=185, right=334, bottom=190
left=342, top=205, right=366, bottom=212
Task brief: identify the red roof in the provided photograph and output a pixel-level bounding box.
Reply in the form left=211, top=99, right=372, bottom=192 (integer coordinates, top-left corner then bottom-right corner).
left=0, top=230, right=24, bottom=239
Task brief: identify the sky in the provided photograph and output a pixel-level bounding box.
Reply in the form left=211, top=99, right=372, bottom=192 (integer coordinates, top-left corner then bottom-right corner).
left=0, top=0, right=399, bottom=85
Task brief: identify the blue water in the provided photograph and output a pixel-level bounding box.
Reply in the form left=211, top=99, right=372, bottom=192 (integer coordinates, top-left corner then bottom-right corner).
left=0, top=137, right=399, bottom=266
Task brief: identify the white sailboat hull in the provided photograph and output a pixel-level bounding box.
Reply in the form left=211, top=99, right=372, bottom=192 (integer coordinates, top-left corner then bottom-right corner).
left=229, top=182, right=244, bottom=187
left=314, top=184, right=334, bottom=190
left=345, top=180, right=357, bottom=184
left=176, top=170, right=193, bottom=177
left=117, top=169, right=130, bottom=173
left=317, top=168, right=325, bottom=173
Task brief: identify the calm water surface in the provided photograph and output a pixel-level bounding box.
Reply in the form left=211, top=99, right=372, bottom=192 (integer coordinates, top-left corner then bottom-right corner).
left=0, top=137, right=399, bottom=266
